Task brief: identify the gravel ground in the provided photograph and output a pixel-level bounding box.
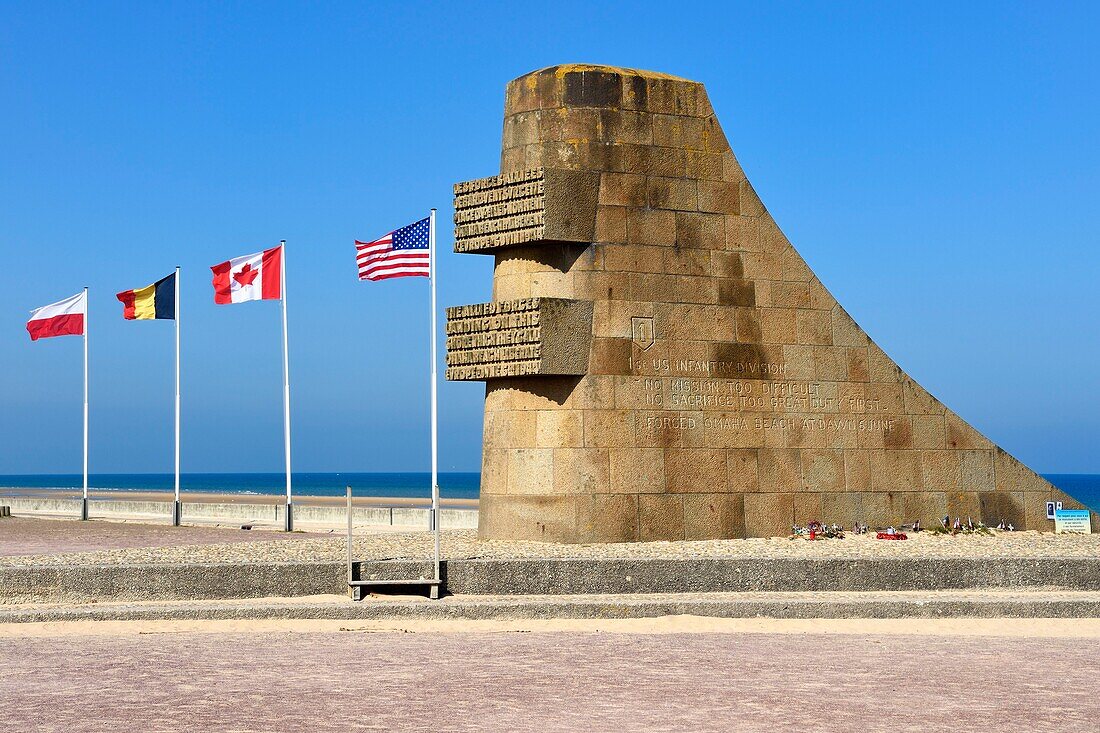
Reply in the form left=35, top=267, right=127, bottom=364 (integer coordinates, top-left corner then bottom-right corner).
left=1, top=628, right=1096, bottom=732
left=2, top=516, right=1098, bottom=567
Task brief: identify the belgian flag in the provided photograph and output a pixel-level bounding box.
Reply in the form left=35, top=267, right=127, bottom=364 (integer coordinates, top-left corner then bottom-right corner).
left=117, top=272, right=176, bottom=320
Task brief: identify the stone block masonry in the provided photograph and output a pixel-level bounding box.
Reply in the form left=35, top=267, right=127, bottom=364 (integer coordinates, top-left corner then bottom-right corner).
left=445, top=63, right=1096, bottom=542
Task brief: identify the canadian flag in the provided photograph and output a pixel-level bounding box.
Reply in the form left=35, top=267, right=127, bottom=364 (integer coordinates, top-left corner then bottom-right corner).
left=27, top=291, right=86, bottom=341
left=211, top=246, right=282, bottom=304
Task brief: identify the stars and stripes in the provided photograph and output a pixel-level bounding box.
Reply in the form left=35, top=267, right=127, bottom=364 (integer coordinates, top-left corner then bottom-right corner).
left=356, top=217, right=431, bottom=281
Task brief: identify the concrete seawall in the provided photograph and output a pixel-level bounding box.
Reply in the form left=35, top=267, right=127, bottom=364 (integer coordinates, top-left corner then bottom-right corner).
left=0, top=496, right=478, bottom=530
left=5, top=556, right=1100, bottom=605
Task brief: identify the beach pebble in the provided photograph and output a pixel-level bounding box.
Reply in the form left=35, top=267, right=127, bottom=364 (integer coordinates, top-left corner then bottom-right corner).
left=3, top=526, right=1099, bottom=567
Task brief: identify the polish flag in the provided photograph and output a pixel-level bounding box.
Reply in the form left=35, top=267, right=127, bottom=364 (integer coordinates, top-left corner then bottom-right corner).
left=211, top=246, right=282, bottom=304
left=27, top=291, right=86, bottom=341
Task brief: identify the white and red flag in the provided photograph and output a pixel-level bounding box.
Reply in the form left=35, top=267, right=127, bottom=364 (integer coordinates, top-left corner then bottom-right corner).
left=211, top=246, right=282, bottom=304
left=27, top=291, right=87, bottom=341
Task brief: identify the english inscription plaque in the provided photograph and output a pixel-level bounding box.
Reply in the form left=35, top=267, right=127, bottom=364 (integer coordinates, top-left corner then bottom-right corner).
left=445, top=298, right=593, bottom=381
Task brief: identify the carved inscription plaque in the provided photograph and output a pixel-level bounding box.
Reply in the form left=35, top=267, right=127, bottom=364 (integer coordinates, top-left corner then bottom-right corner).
left=454, top=170, right=546, bottom=252
left=453, top=168, right=600, bottom=253
left=445, top=297, right=594, bottom=380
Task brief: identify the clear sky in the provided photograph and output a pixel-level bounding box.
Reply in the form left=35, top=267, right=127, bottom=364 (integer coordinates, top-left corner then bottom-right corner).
left=1, top=1, right=1098, bottom=474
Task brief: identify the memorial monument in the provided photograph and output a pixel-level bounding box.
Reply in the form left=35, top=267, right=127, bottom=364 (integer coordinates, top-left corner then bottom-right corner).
left=446, top=64, right=1095, bottom=542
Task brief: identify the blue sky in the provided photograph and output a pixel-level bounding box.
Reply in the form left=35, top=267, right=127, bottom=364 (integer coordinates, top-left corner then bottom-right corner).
left=1, top=1, right=1097, bottom=474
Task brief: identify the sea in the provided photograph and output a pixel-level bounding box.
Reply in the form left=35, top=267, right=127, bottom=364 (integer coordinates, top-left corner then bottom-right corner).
left=0, top=472, right=1097, bottom=510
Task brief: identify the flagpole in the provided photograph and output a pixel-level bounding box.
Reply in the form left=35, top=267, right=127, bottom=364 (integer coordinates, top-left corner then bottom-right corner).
left=429, top=209, right=440, bottom=597
left=173, top=266, right=181, bottom=526
left=82, top=286, right=89, bottom=521
left=280, top=241, right=293, bottom=532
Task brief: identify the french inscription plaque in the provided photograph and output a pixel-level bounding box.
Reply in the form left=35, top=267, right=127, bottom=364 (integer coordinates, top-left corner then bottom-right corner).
left=453, top=168, right=599, bottom=253
left=445, top=64, right=1095, bottom=542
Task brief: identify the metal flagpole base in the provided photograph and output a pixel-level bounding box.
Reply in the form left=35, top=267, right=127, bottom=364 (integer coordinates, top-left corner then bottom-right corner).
left=81, top=497, right=88, bottom=521
left=285, top=502, right=293, bottom=532
left=173, top=500, right=181, bottom=527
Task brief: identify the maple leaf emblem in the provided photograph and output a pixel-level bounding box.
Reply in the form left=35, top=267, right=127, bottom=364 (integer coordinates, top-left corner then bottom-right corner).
left=234, top=263, right=259, bottom=287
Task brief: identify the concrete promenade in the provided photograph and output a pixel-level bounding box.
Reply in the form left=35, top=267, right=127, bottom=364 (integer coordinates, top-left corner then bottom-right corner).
left=2, top=619, right=1097, bottom=732
left=0, top=514, right=316, bottom=557
left=0, top=489, right=478, bottom=530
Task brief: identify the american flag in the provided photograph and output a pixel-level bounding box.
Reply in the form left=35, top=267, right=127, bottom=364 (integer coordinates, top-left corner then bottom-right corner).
left=355, top=216, right=431, bottom=281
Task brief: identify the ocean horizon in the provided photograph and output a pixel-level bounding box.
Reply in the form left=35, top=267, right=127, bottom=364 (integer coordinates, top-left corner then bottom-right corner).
left=0, top=472, right=1097, bottom=512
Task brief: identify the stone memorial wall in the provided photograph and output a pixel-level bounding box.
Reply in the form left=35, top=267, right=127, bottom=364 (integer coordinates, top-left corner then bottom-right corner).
left=446, top=63, right=1096, bottom=542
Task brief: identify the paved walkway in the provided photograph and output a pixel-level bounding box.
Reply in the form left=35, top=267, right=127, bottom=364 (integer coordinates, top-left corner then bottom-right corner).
left=1, top=625, right=1095, bottom=732
left=0, top=517, right=312, bottom=557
